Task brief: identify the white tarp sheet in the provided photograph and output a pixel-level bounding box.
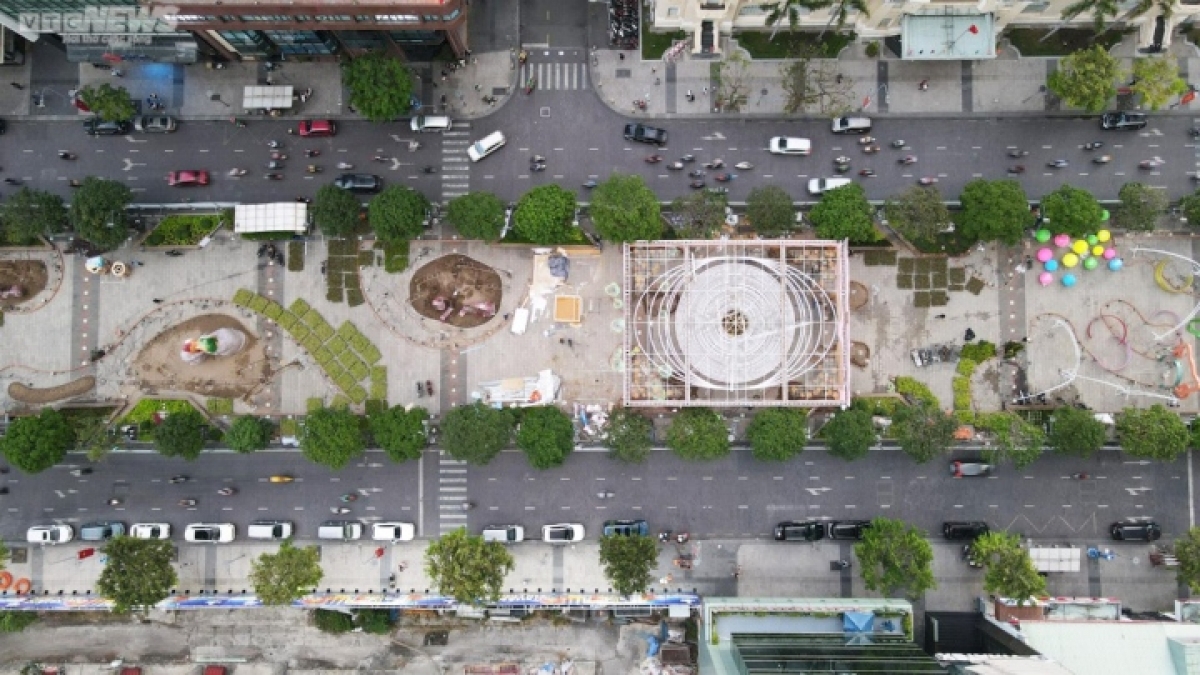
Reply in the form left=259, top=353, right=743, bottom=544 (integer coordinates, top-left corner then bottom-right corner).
left=235, top=203, right=308, bottom=234
left=1029, top=547, right=1081, bottom=572
left=243, top=85, right=294, bottom=110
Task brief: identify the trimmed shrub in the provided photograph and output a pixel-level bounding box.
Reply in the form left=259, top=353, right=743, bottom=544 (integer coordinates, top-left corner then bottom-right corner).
left=248, top=295, right=269, bottom=312
left=360, top=343, right=383, bottom=365
left=349, top=361, right=370, bottom=381
left=314, top=322, right=335, bottom=342
left=277, top=312, right=298, bottom=330
left=348, top=385, right=368, bottom=404
left=233, top=288, right=255, bottom=306
left=289, top=298, right=311, bottom=316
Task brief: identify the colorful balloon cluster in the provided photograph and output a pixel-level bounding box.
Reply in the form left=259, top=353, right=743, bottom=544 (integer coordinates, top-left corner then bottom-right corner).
left=1034, top=225, right=1121, bottom=287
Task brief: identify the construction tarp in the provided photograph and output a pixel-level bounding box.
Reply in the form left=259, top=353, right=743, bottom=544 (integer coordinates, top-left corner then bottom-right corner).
left=243, top=85, right=293, bottom=110
left=843, top=611, right=875, bottom=632
left=234, top=203, right=308, bottom=234
left=1030, top=547, right=1081, bottom=572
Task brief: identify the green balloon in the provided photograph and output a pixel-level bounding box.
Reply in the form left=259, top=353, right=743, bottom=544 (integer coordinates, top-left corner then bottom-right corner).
left=1036, top=229, right=1051, bottom=243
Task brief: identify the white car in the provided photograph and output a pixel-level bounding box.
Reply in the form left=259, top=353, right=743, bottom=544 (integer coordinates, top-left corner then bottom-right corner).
left=371, top=522, right=415, bottom=542
left=831, top=116, right=872, bottom=134
left=27, top=524, right=73, bottom=545
left=467, top=131, right=506, bottom=162
left=807, top=177, right=853, bottom=195
left=542, top=523, right=585, bottom=543
left=185, top=523, right=235, bottom=543
left=130, top=523, right=172, bottom=540
left=769, top=137, right=811, bottom=155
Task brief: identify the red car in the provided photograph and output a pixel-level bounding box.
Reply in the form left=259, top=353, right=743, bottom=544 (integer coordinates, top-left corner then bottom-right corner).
left=298, top=119, right=336, bottom=137
left=168, top=170, right=209, bottom=186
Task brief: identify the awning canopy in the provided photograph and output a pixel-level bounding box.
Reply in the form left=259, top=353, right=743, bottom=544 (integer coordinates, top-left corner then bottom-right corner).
left=243, top=85, right=293, bottom=110
left=901, top=11, right=995, bottom=60
left=234, top=203, right=307, bottom=234
left=1030, top=547, right=1082, bottom=572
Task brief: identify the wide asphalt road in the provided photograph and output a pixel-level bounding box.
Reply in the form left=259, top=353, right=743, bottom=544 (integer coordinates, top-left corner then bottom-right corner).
left=0, top=111, right=1194, bottom=205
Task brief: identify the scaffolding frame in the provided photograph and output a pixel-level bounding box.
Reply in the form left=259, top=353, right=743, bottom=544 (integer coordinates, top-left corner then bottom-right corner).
left=622, top=240, right=850, bottom=408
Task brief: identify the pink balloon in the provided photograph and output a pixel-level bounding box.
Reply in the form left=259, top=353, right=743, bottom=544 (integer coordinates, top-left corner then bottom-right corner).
left=1038, top=272, right=1054, bottom=286
left=1103, top=248, right=1117, bottom=260
left=1054, top=234, right=1071, bottom=248
left=1037, top=248, right=1054, bottom=262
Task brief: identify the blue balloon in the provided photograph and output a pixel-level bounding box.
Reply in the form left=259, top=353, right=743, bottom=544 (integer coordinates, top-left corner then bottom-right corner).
left=1108, top=258, right=1124, bottom=271
left=1044, top=259, right=1059, bottom=272
left=1062, top=274, right=1077, bottom=287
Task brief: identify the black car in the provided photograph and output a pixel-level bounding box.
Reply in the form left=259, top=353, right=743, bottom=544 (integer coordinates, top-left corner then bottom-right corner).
left=827, top=520, right=871, bottom=540
left=84, top=118, right=132, bottom=136
left=333, top=173, right=382, bottom=194
left=602, top=519, right=649, bottom=537
left=774, top=520, right=824, bottom=542
left=942, top=521, right=989, bottom=540
left=1110, top=520, right=1161, bottom=541
left=1100, top=111, right=1147, bottom=130
left=623, top=123, right=668, bottom=146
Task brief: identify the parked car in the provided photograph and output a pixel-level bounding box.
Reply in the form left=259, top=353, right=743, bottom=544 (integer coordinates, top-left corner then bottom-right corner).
left=1100, top=111, right=1147, bottom=130
left=185, top=523, right=236, bottom=543
left=769, top=136, right=812, bottom=155
left=298, top=119, right=336, bottom=137
left=168, top=170, right=210, bottom=187
left=603, top=519, right=649, bottom=537
left=827, top=520, right=871, bottom=540
left=27, top=524, right=73, bottom=544
left=623, top=123, right=668, bottom=146
left=1110, top=520, right=1161, bottom=541
left=130, top=523, right=172, bottom=540
left=942, top=521, right=990, bottom=540
left=807, top=177, right=852, bottom=195
left=371, top=522, right=415, bottom=542
left=774, top=521, right=825, bottom=542
left=482, top=525, right=525, bottom=543
left=81, top=521, right=126, bottom=541
left=831, top=116, right=872, bottom=134
left=950, top=460, right=993, bottom=478
left=84, top=118, right=132, bottom=136
left=134, top=115, right=177, bottom=133
left=542, top=523, right=585, bottom=543
left=333, top=173, right=381, bottom=194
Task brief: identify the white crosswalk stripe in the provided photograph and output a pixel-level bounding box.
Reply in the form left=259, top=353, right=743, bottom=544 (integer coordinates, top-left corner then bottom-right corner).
left=439, top=125, right=473, bottom=201
left=520, top=62, right=590, bottom=91
left=438, top=455, right=471, bottom=532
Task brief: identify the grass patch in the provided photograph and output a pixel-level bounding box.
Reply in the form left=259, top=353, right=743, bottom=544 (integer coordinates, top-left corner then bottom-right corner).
left=287, top=241, right=305, bottom=272
left=348, top=385, right=368, bottom=404
left=278, top=312, right=298, bottom=330
left=328, top=239, right=358, bottom=256
left=1005, top=27, right=1127, bottom=57
left=380, top=240, right=410, bottom=274
left=327, top=287, right=344, bottom=303
left=346, top=289, right=365, bottom=307
left=117, top=399, right=202, bottom=441
left=501, top=226, right=589, bottom=245
left=328, top=336, right=348, bottom=356
left=331, top=394, right=351, bottom=410
left=358, top=250, right=375, bottom=267
left=307, top=398, right=324, bottom=413
left=301, top=334, right=322, bottom=353
left=290, top=324, right=311, bottom=342
left=736, top=30, right=854, bottom=59
left=349, top=360, right=370, bottom=381
left=263, top=302, right=283, bottom=320
left=313, top=321, right=335, bottom=342
left=365, top=399, right=387, bottom=416
left=233, top=288, right=255, bottom=307
left=248, top=295, right=269, bottom=312
left=359, top=343, right=382, bottom=365
left=290, top=298, right=311, bottom=316
left=279, top=418, right=298, bottom=436
left=642, top=29, right=687, bottom=59
left=144, top=214, right=221, bottom=247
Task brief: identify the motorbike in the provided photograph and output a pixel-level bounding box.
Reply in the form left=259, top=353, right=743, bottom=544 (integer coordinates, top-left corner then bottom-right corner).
left=178, top=499, right=196, bottom=507
left=1071, top=472, right=1090, bottom=480
left=596, top=491, right=614, bottom=499
left=4, top=178, right=20, bottom=186
left=680, top=155, right=696, bottom=163
left=532, top=155, right=547, bottom=164
left=899, top=155, right=917, bottom=165
left=633, top=99, right=647, bottom=110
left=1139, top=158, right=1164, bottom=169
left=1084, top=141, right=1105, bottom=150
left=340, top=493, right=359, bottom=503
left=331, top=506, right=352, bottom=514
left=304, top=149, right=320, bottom=157
left=689, top=180, right=706, bottom=189
left=734, top=162, right=754, bottom=170
left=918, top=176, right=938, bottom=185
left=583, top=180, right=598, bottom=189
left=702, top=159, right=724, bottom=169
left=267, top=140, right=281, bottom=149
left=270, top=152, right=288, bottom=161
left=524, top=75, right=537, bottom=95
left=645, top=155, right=663, bottom=164
left=862, top=145, right=880, bottom=154
left=1008, top=149, right=1029, bottom=158
left=858, top=169, right=876, bottom=177
left=107, top=498, right=122, bottom=506
left=1047, top=159, right=1069, bottom=168
left=714, top=173, right=734, bottom=182
left=835, top=164, right=851, bottom=174
left=269, top=475, right=294, bottom=483
left=891, top=140, right=906, bottom=149
left=305, top=165, right=322, bottom=174
left=422, top=166, right=437, bottom=174
left=336, top=162, right=354, bottom=169
left=58, top=151, right=76, bottom=160
left=426, top=380, right=434, bottom=396
left=165, top=250, right=184, bottom=257
left=416, top=381, right=425, bottom=398
left=217, top=487, right=237, bottom=496
left=1008, top=165, right=1026, bottom=174
left=834, top=156, right=852, bottom=166
left=373, top=155, right=390, bottom=163
left=1093, top=155, right=1112, bottom=164
left=267, top=161, right=283, bottom=170
left=518, top=49, right=528, bottom=65
left=70, top=468, right=94, bottom=476
left=708, top=186, right=729, bottom=195
left=265, top=173, right=283, bottom=180
left=1190, top=127, right=1200, bottom=138
left=667, top=161, right=684, bottom=170
left=688, top=169, right=705, bottom=178
left=168, top=475, right=188, bottom=484
left=227, top=168, right=247, bottom=177
left=858, top=136, right=876, bottom=145
left=530, top=162, right=546, bottom=172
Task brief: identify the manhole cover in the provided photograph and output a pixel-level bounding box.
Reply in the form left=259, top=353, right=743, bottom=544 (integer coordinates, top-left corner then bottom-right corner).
left=616, top=69, right=632, bottom=78
left=540, top=107, right=551, bottom=118
left=424, top=630, right=449, bottom=646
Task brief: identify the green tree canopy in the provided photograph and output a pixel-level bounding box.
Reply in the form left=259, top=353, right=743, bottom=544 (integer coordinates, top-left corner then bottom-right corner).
left=342, top=52, right=416, bottom=123
left=854, top=517, right=936, bottom=599
left=1130, top=56, right=1189, bottom=111
left=892, top=400, right=956, bottom=464
left=0, top=611, right=37, bottom=633
left=446, top=192, right=506, bottom=242
left=823, top=407, right=876, bottom=461
left=669, top=190, right=727, bottom=238
left=599, top=534, right=658, bottom=596
left=425, top=528, right=515, bottom=604
left=1174, top=527, right=1200, bottom=593
left=95, top=537, right=177, bottom=614
left=369, top=405, right=428, bottom=462
left=154, top=410, right=206, bottom=460
left=78, top=83, right=135, bottom=122
left=746, top=185, right=795, bottom=236
left=666, top=407, right=730, bottom=460
left=441, top=402, right=514, bottom=465
left=591, top=174, right=663, bottom=242
left=1041, top=185, right=1103, bottom=238
left=1182, top=189, right=1200, bottom=228
left=884, top=185, right=951, bottom=245
left=1047, top=406, right=1106, bottom=457
left=223, top=416, right=273, bottom=454
left=368, top=185, right=428, bottom=243
left=971, top=531, right=1047, bottom=604
left=249, top=539, right=324, bottom=605
left=809, top=183, right=878, bottom=243
left=1117, top=404, right=1189, bottom=460
left=513, top=185, right=576, bottom=244
left=958, top=179, right=1032, bottom=245
left=312, top=184, right=362, bottom=237
left=1115, top=182, right=1167, bottom=232
left=606, top=408, right=653, bottom=464
left=515, top=406, right=575, bottom=469
left=0, top=408, right=75, bottom=474
left=300, top=406, right=365, bottom=470
left=1047, top=45, right=1121, bottom=113
left=747, top=408, right=807, bottom=461
left=69, top=177, right=132, bottom=251
left=2, top=188, right=67, bottom=244
left=979, top=412, right=1045, bottom=469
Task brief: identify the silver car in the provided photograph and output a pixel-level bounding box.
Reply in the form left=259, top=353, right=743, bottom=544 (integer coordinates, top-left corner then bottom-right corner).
left=950, top=460, right=994, bottom=477
left=134, top=115, right=177, bottom=133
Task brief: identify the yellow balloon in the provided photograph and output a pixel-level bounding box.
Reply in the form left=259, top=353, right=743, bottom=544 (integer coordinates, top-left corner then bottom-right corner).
left=1092, top=245, right=1105, bottom=257
left=1072, top=240, right=1089, bottom=255
left=1063, top=253, right=1080, bottom=268
left=1097, top=229, right=1111, bottom=243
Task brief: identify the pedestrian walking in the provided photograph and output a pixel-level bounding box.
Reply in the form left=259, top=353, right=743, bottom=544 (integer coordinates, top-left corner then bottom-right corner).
left=9, top=82, right=22, bottom=90
left=152, top=298, right=163, bottom=304
left=918, top=79, right=929, bottom=91
left=934, top=313, right=946, bottom=319
left=686, top=89, right=694, bottom=102
left=702, top=86, right=708, bottom=94
left=111, top=69, right=123, bottom=78
left=836, top=74, right=843, bottom=84
left=655, top=77, right=661, bottom=85
left=619, top=53, right=625, bottom=61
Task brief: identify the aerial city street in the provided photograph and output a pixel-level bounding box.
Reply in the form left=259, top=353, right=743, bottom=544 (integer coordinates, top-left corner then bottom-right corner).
left=1, top=0, right=1200, bottom=670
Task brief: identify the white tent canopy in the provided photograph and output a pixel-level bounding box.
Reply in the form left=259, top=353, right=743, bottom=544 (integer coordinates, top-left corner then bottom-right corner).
left=234, top=203, right=308, bottom=234
left=243, top=85, right=294, bottom=110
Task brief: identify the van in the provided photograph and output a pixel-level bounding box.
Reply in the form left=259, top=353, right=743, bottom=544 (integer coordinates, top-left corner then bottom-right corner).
left=468, top=131, right=506, bottom=162
left=318, top=520, right=363, bottom=541
left=482, top=525, right=525, bottom=543
left=248, top=520, right=294, bottom=540
left=411, top=115, right=453, bottom=133
left=831, top=116, right=872, bottom=134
